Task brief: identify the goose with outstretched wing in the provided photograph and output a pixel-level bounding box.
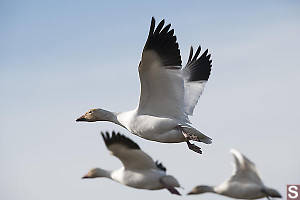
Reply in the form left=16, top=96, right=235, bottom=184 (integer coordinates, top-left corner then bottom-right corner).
left=76, top=17, right=212, bottom=154
left=82, top=131, right=181, bottom=195
left=188, top=149, right=282, bottom=199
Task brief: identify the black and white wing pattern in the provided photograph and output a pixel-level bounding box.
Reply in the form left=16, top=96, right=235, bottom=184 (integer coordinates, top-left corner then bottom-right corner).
left=138, top=17, right=188, bottom=122
left=183, top=46, right=212, bottom=115
left=155, top=161, right=167, bottom=172
left=137, top=17, right=212, bottom=122
left=101, top=131, right=157, bottom=170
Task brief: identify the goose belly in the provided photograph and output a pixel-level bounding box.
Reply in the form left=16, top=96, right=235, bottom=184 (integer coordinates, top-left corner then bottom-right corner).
left=129, top=115, right=185, bottom=143
left=221, top=183, right=265, bottom=199
left=113, top=170, right=164, bottom=190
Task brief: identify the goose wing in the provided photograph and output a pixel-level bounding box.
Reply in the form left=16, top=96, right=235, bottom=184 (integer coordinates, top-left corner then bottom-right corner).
left=137, top=17, right=187, bottom=122
left=101, top=131, right=157, bottom=170
left=229, top=149, right=263, bottom=184
left=137, top=17, right=212, bottom=122
left=183, top=46, right=212, bottom=115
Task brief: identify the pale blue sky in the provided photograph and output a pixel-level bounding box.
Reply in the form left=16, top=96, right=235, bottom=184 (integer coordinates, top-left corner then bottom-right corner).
left=1, top=1, right=300, bottom=200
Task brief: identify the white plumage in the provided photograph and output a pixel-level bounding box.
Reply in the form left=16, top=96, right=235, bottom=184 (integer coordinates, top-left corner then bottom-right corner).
left=188, top=149, right=282, bottom=199
left=82, top=131, right=181, bottom=195
left=76, top=17, right=212, bottom=154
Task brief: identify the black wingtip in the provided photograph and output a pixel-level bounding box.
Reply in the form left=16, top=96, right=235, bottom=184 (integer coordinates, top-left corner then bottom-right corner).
left=154, top=19, right=165, bottom=35
left=160, top=24, right=171, bottom=35
left=155, top=160, right=167, bottom=172
left=144, top=17, right=182, bottom=67
left=184, top=45, right=212, bottom=81
left=101, top=132, right=105, bottom=140
left=149, top=17, right=155, bottom=35
left=192, top=46, right=201, bottom=62
left=188, top=46, right=193, bottom=63
left=100, top=131, right=140, bottom=150
left=203, top=49, right=208, bottom=56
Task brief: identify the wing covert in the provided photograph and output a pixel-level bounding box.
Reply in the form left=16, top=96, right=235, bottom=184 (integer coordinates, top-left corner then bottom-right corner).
left=101, top=132, right=156, bottom=170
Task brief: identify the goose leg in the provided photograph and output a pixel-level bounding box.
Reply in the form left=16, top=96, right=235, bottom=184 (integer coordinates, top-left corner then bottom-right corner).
left=180, top=126, right=201, bottom=142
left=186, top=141, right=202, bottom=154
left=178, top=126, right=202, bottom=154
left=166, top=187, right=181, bottom=195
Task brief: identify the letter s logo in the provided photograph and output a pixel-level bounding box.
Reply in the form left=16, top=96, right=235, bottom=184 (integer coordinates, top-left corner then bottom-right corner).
left=288, top=185, right=299, bottom=199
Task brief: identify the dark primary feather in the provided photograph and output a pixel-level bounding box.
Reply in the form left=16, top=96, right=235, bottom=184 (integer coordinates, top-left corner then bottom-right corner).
left=155, top=161, right=167, bottom=172
left=184, top=46, right=212, bottom=81
left=143, top=17, right=182, bottom=67
left=101, top=131, right=140, bottom=150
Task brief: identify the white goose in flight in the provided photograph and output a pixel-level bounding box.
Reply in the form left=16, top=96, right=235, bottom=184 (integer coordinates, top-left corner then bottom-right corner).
left=188, top=149, right=282, bottom=199
left=76, top=17, right=213, bottom=154
left=82, top=131, right=182, bottom=195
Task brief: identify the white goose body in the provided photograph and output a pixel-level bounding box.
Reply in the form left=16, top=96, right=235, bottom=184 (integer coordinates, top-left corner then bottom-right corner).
left=111, top=167, right=168, bottom=190
left=117, top=110, right=184, bottom=143
left=76, top=17, right=213, bottom=153
left=83, top=132, right=181, bottom=195
left=188, top=149, right=282, bottom=199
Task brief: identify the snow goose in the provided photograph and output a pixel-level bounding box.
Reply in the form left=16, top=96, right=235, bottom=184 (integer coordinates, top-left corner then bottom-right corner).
left=76, top=17, right=213, bottom=154
left=82, top=131, right=181, bottom=195
left=188, top=149, right=282, bottom=199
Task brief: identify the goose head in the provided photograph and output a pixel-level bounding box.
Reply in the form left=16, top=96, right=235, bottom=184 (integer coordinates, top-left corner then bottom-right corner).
left=187, top=185, right=215, bottom=195
left=82, top=168, right=110, bottom=179
left=76, top=108, right=115, bottom=122
left=76, top=109, right=98, bottom=122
